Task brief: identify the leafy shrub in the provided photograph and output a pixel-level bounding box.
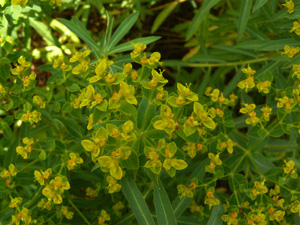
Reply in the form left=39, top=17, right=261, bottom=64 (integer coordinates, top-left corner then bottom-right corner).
left=2, top=1, right=300, bottom=225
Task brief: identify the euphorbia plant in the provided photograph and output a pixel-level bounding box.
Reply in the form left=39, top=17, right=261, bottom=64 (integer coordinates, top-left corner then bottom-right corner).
left=1, top=41, right=300, bottom=225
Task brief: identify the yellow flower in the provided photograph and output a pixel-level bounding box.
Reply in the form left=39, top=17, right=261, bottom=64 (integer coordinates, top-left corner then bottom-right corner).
left=261, top=105, right=272, bottom=121
left=11, top=56, right=31, bottom=75
left=282, top=0, right=295, bottom=14
left=252, top=180, right=268, bottom=197
left=106, top=176, right=121, bottom=193
left=53, top=56, right=71, bottom=71
left=61, top=206, right=74, bottom=220
left=33, top=95, right=46, bottom=108
left=98, top=210, right=110, bottom=224
left=86, top=187, right=98, bottom=198
left=204, top=190, right=220, bottom=208
left=282, top=45, right=299, bottom=58
left=98, top=156, right=123, bottom=180
left=242, top=65, right=256, bottom=75
left=72, top=60, right=89, bottom=74
left=237, top=76, right=255, bottom=93
left=276, top=96, right=294, bottom=110
left=70, top=49, right=91, bottom=63
left=256, top=81, right=271, bottom=94
left=290, top=21, right=300, bottom=35
left=130, top=43, right=147, bottom=59
left=153, top=105, right=176, bottom=134
left=21, top=110, right=42, bottom=125
left=119, top=81, right=137, bottom=105
left=9, top=197, right=22, bottom=208
left=193, top=102, right=216, bottom=130
left=42, top=176, right=70, bottom=204
left=144, top=147, right=162, bottom=174
left=11, top=0, right=28, bottom=7
left=34, top=168, right=52, bottom=185
left=67, top=152, right=83, bottom=170
left=177, top=184, right=194, bottom=199
left=11, top=207, right=32, bottom=225
left=143, top=69, right=168, bottom=89
left=291, top=200, right=300, bottom=214
left=283, top=160, right=296, bottom=174
left=220, top=139, right=236, bottom=154
left=1, top=164, right=18, bottom=179
left=37, top=198, right=52, bottom=211
left=207, top=153, right=222, bottom=171
left=292, top=64, right=300, bottom=79
left=182, top=143, right=197, bottom=158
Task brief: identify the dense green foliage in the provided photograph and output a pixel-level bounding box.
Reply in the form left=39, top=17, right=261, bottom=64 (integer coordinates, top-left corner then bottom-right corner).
left=2, top=0, right=300, bottom=225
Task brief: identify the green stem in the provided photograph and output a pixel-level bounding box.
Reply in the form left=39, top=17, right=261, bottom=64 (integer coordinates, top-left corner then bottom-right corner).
left=68, top=199, right=91, bottom=225
left=18, top=159, right=39, bottom=173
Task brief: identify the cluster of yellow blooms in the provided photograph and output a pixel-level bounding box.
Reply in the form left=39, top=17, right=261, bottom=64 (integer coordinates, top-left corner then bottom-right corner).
left=204, top=189, right=220, bottom=209
left=40, top=175, right=70, bottom=204
left=21, top=110, right=41, bottom=125
left=282, top=0, right=295, bottom=14
left=177, top=181, right=197, bottom=199
left=11, top=56, right=36, bottom=87
left=98, top=210, right=110, bottom=225
left=16, top=137, right=34, bottom=159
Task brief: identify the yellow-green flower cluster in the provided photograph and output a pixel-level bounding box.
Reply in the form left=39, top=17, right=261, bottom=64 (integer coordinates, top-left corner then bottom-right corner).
left=21, top=110, right=41, bottom=125
left=183, top=102, right=216, bottom=136
left=11, top=207, right=32, bottom=225
left=67, top=152, right=83, bottom=170
left=167, top=83, right=198, bottom=107
left=237, top=65, right=256, bottom=93
left=282, top=0, right=295, bottom=14
left=239, top=103, right=260, bottom=126
left=41, top=176, right=70, bottom=204
left=16, top=137, right=34, bottom=159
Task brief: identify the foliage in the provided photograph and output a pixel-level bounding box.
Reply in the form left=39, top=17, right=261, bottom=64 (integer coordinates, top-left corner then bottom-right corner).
left=2, top=0, right=300, bottom=225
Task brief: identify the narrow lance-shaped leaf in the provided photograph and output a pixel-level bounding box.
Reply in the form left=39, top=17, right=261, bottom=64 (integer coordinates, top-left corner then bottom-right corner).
left=154, top=179, right=177, bottom=225
left=58, top=17, right=101, bottom=58
left=207, top=203, right=224, bottom=225
left=105, top=12, right=139, bottom=52
left=120, top=173, right=155, bottom=225
left=186, top=0, right=221, bottom=40
left=151, top=2, right=178, bottom=34
left=252, top=0, right=268, bottom=13
left=237, top=0, right=253, bottom=42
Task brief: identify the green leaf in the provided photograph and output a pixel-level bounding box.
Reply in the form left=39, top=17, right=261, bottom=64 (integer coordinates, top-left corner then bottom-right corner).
left=237, top=0, right=253, bottom=42
left=249, top=153, right=274, bottom=174
left=120, top=173, right=156, bottom=225
left=69, top=83, right=80, bottom=92
left=119, top=100, right=138, bottom=117
left=259, top=38, right=300, bottom=51
left=105, top=12, right=139, bottom=52
left=0, top=64, right=10, bottom=82
left=283, top=53, right=300, bottom=69
left=207, top=204, right=224, bottom=225
left=176, top=127, right=199, bottom=143
left=186, top=0, right=221, bottom=40
left=108, top=36, right=161, bottom=54
left=55, top=117, right=82, bottom=138
left=151, top=2, right=178, bottom=34
left=39, top=150, right=46, bottom=160
left=4, top=139, right=19, bottom=167
left=154, top=179, right=177, bottom=225
left=137, top=98, right=156, bottom=129
left=120, top=150, right=139, bottom=170
left=58, top=17, right=101, bottom=58
left=100, top=11, right=114, bottom=50
left=252, top=0, right=268, bottom=13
